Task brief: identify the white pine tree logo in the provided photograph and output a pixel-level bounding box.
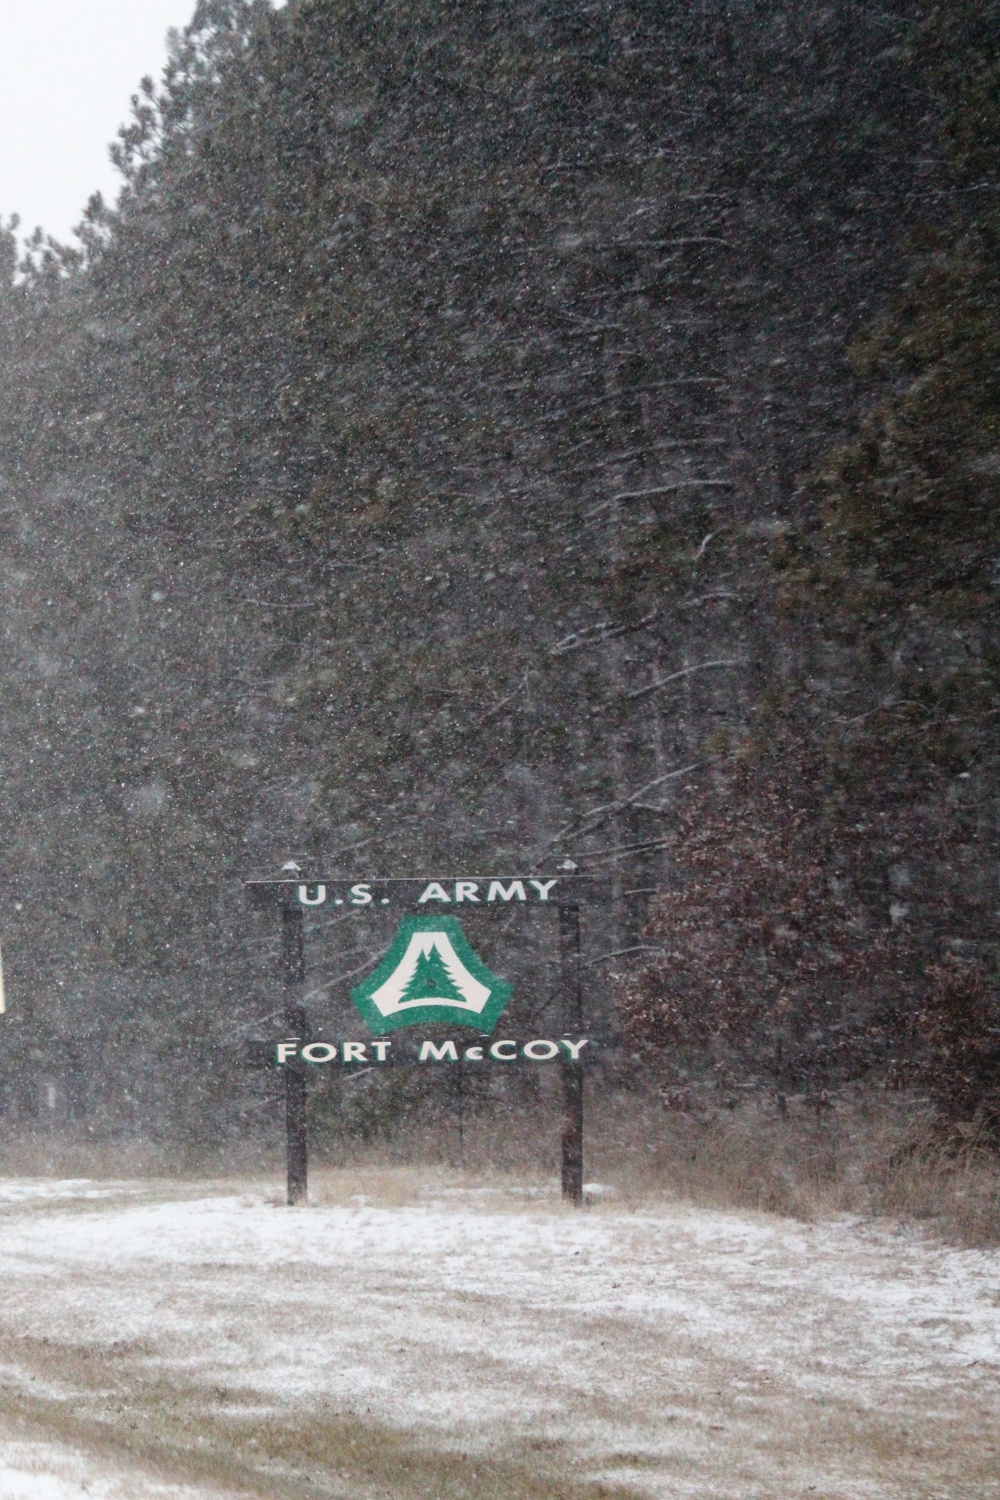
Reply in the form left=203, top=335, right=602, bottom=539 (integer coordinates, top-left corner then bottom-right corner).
left=351, top=916, right=512, bottom=1035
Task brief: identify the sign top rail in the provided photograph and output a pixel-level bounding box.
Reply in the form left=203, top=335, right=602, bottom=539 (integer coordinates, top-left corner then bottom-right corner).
left=245, top=875, right=610, bottom=912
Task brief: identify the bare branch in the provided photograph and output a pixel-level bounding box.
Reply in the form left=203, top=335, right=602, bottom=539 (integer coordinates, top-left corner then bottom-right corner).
left=302, top=954, right=383, bottom=1001
left=572, top=237, right=731, bottom=254
left=586, top=945, right=666, bottom=966
left=586, top=479, right=732, bottom=520
left=679, top=589, right=739, bottom=608
left=475, top=673, right=529, bottom=727
left=572, top=837, right=677, bottom=861
left=542, top=759, right=709, bottom=847
left=629, top=659, right=742, bottom=701
left=241, top=599, right=320, bottom=610
left=611, top=237, right=731, bottom=249
left=548, top=609, right=660, bottom=657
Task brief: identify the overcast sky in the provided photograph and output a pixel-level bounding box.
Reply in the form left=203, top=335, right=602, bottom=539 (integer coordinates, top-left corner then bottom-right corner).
left=0, top=2, right=283, bottom=246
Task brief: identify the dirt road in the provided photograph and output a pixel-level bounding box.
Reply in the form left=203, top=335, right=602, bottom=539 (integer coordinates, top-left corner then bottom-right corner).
left=0, top=1174, right=996, bottom=1498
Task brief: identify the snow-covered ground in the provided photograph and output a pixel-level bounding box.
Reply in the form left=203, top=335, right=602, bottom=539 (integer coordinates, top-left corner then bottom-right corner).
left=0, top=1172, right=996, bottom=1498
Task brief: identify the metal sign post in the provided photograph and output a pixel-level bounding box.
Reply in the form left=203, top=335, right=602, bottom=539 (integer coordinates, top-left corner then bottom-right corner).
left=559, top=902, right=584, bottom=1205
left=245, top=875, right=608, bottom=1205
left=281, top=903, right=308, bottom=1206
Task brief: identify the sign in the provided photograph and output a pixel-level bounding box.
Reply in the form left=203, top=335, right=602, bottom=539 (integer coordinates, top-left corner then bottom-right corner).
left=245, top=871, right=604, bottom=1206
left=244, top=875, right=603, bottom=912
left=251, top=1035, right=593, bottom=1067
left=350, top=915, right=511, bottom=1034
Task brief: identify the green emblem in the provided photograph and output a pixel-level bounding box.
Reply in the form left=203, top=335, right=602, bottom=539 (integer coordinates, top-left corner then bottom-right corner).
left=350, top=915, right=512, bottom=1036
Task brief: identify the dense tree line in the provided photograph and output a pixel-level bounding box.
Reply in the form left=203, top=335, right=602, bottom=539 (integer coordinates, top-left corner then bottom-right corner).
left=0, top=0, right=994, bottom=1144
left=623, top=1, right=1000, bottom=1135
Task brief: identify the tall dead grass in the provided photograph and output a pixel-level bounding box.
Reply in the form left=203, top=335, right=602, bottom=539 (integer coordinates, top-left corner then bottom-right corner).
left=311, top=1079, right=1000, bottom=1243
left=3, top=1079, right=998, bottom=1244
left=0, top=1133, right=278, bottom=1181
left=590, top=1087, right=1000, bottom=1242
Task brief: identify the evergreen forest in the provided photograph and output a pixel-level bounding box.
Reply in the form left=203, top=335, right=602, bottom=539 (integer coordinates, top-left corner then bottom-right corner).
left=1, top=0, right=998, bottom=1179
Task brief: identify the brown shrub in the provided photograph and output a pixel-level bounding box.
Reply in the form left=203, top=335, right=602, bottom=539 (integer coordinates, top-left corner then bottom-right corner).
left=910, top=956, right=1000, bottom=1136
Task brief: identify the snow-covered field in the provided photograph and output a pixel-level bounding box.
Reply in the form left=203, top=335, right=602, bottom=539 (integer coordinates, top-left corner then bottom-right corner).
left=0, top=1172, right=996, bottom=1499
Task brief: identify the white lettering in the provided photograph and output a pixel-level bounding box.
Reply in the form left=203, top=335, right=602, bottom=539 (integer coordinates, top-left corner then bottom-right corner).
left=371, top=1040, right=391, bottom=1062
left=528, top=880, right=558, bottom=901
left=342, top=1042, right=368, bottom=1062
left=489, top=1039, right=517, bottom=1060
left=523, top=1039, right=559, bottom=1060
left=420, top=1039, right=458, bottom=1061
left=487, top=880, right=526, bottom=903
left=298, top=884, right=327, bottom=907
left=301, top=1042, right=336, bottom=1063
left=417, top=882, right=451, bottom=903
left=464, top=1045, right=483, bottom=1060
left=349, top=884, right=373, bottom=905
left=276, top=1042, right=298, bottom=1064
left=454, top=881, right=480, bottom=903
left=560, top=1038, right=590, bottom=1061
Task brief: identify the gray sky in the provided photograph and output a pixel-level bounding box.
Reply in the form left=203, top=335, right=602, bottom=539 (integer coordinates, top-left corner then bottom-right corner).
left=0, top=2, right=281, bottom=246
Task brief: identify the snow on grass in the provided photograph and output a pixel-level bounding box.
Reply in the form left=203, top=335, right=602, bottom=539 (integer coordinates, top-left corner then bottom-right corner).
left=0, top=1172, right=997, bottom=1497
left=0, top=1179, right=147, bottom=1205
left=0, top=1435, right=236, bottom=1499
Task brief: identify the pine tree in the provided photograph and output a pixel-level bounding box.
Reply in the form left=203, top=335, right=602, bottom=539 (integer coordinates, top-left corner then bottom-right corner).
left=0, top=0, right=948, bottom=1140
left=624, top=1, right=1000, bottom=1121
left=399, top=946, right=467, bottom=1006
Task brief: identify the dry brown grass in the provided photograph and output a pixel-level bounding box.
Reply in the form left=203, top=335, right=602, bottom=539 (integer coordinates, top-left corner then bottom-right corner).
left=307, top=1081, right=1000, bottom=1243
left=5, top=1080, right=1000, bottom=1244
left=873, top=1127, right=1000, bottom=1244
left=587, top=1087, right=1000, bottom=1243
left=0, top=1133, right=275, bottom=1181
left=0, top=1328, right=643, bottom=1500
